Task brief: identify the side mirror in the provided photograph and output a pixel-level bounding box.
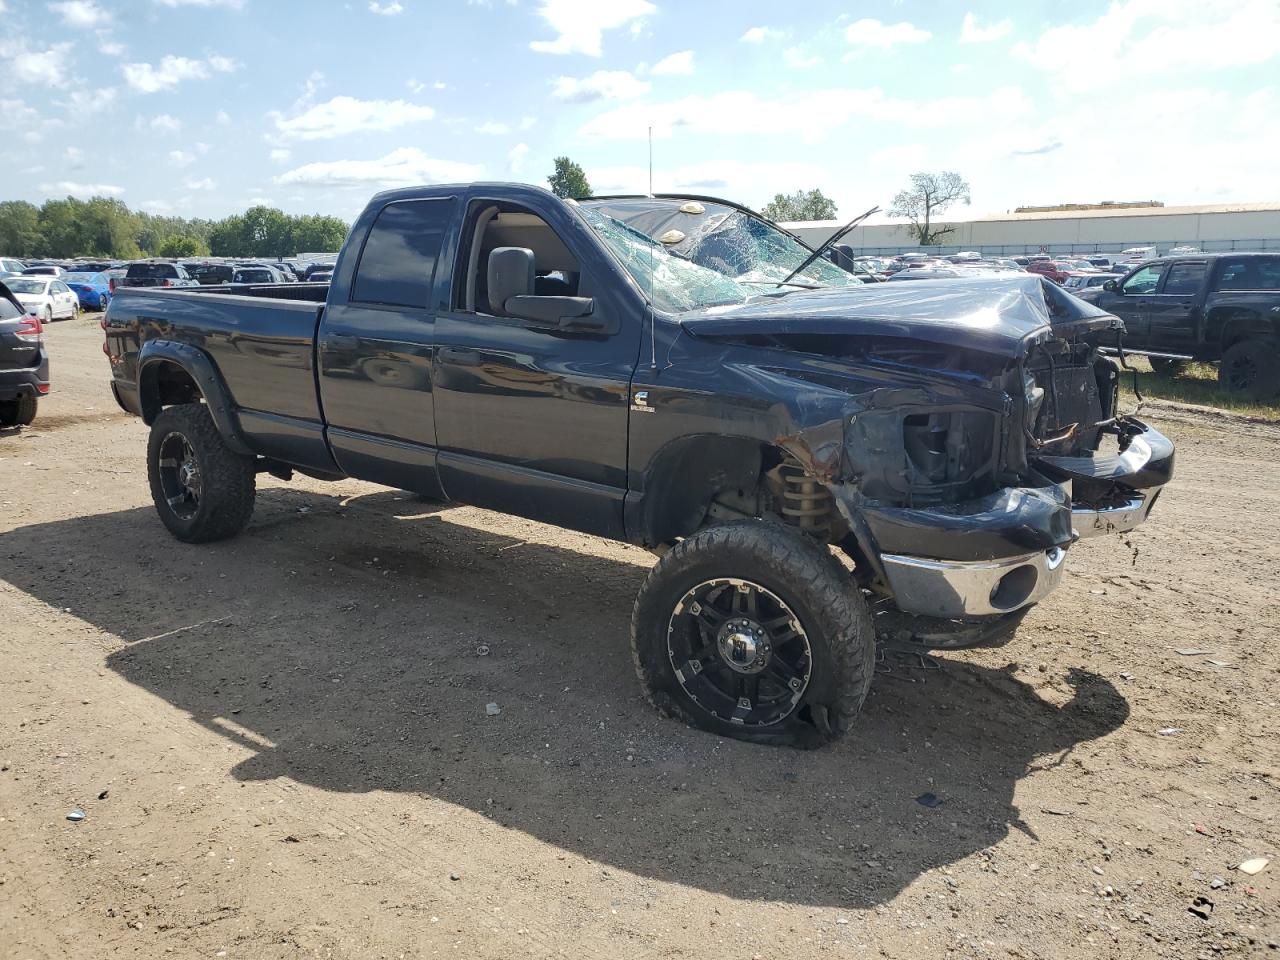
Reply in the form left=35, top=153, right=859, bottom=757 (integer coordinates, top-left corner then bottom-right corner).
left=1103, top=279, right=1118, bottom=292
left=487, top=246, right=603, bottom=332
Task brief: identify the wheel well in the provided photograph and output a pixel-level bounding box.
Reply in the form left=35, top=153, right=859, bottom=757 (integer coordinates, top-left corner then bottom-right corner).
left=139, top=359, right=203, bottom=425
left=1215, top=307, right=1276, bottom=353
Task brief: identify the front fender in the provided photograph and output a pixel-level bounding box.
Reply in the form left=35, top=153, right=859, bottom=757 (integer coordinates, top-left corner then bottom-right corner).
left=137, top=340, right=253, bottom=456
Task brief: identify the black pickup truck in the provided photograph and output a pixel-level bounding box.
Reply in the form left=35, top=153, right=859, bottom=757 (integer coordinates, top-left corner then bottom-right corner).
left=104, top=183, right=1174, bottom=747
left=1078, top=252, right=1280, bottom=397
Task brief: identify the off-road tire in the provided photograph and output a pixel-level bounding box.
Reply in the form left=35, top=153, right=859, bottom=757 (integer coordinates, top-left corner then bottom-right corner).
left=147, top=403, right=256, bottom=543
left=631, top=520, right=875, bottom=748
left=0, top=395, right=37, bottom=427
left=1218, top=339, right=1280, bottom=398
left=1148, top=357, right=1188, bottom=378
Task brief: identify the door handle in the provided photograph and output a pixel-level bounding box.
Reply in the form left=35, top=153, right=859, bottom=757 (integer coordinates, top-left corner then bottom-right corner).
left=439, top=346, right=481, bottom=366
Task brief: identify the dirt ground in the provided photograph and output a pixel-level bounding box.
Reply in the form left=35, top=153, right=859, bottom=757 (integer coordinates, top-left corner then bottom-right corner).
left=1, top=315, right=1277, bottom=960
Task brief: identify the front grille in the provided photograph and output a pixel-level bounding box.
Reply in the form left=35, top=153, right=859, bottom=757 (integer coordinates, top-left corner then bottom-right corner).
left=1030, top=358, right=1104, bottom=455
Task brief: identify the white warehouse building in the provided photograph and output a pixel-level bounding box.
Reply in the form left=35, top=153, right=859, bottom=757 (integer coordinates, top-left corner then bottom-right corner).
left=782, top=201, right=1280, bottom=258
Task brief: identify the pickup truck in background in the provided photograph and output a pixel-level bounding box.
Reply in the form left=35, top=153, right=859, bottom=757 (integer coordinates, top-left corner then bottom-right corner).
left=119, top=261, right=198, bottom=289
left=1078, top=252, right=1280, bottom=397
left=104, top=183, right=1174, bottom=747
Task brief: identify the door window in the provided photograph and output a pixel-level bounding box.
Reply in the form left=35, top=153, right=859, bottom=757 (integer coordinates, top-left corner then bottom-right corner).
left=1160, top=261, right=1207, bottom=296
left=1121, top=264, right=1164, bottom=295
left=351, top=199, right=453, bottom=308
left=457, top=203, right=583, bottom=317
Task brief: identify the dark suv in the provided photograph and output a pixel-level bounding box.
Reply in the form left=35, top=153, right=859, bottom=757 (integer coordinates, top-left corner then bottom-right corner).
left=0, top=281, right=49, bottom=427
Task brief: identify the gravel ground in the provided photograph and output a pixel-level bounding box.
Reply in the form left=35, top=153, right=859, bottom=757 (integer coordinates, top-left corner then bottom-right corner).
left=1, top=314, right=1277, bottom=959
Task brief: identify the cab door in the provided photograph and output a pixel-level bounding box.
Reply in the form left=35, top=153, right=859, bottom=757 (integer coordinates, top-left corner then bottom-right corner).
left=432, top=193, right=643, bottom=539
left=1145, top=260, right=1206, bottom=352
left=1097, top=262, right=1166, bottom=344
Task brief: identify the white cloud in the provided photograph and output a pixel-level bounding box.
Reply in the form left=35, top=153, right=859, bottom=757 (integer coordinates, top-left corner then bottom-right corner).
left=149, top=113, right=182, bottom=132
left=530, top=0, right=656, bottom=56
left=184, top=176, right=215, bottom=190
left=169, top=149, right=195, bottom=166
left=507, top=142, right=529, bottom=174
left=587, top=159, right=832, bottom=207
left=519, top=115, right=536, bottom=130
left=275, top=147, right=482, bottom=187
left=269, top=148, right=291, bottom=163
left=60, top=87, right=116, bottom=111
left=139, top=199, right=174, bottom=214
left=552, top=70, right=649, bottom=102
left=783, top=46, right=822, bottom=69
left=844, top=19, right=931, bottom=50
left=41, top=180, right=124, bottom=197
left=1014, top=0, right=1280, bottom=90
left=64, top=146, right=84, bottom=166
left=49, top=0, right=110, bottom=28
left=581, top=86, right=1030, bottom=143
left=99, top=39, right=125, bottom=56
left=369, top=0, right=403, bottom=12
left=475, top=121, right=510, bottom=135
left=122, top=54, right=236, bottom=93
left=215, top=109, right=230, bottom=124
left=651, top=50, right=694, bottom=76
left=739, top=26, right=779, bottom=44
left=273, top=96, right=435, bottom=141
left=1, top=41, right=74, bottom=87
left=406, top=77, right=427, bottom=94
left=960, top=12, right=1012, bottom=43
left=153, top=0, right=244, bottom=7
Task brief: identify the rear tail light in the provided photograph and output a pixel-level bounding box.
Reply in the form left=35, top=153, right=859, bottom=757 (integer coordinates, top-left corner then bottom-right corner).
left=108, top=278, right=116, bottom=292
left=15, top=314, right=44, bottom=343
left=162, top=278, right=173, bottom=287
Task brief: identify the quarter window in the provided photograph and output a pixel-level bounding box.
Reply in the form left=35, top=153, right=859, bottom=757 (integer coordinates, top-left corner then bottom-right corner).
left=351, top=199, right=453, bottom=308
left=1215, top=256, right=1280, bottom=291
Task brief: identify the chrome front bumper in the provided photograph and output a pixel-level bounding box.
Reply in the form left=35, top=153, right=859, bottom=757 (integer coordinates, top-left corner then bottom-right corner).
left=1072, top=490, right=1160, bottom=539
left=880, top=546, right=1068, bottom=619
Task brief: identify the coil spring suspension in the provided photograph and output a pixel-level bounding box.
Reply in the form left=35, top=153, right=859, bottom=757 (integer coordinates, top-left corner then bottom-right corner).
left=779, top=460, right=833, bottom=539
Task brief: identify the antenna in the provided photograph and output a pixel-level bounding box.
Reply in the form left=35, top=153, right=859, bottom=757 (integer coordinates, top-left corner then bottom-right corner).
left=648, top=126, right=653, bottom=196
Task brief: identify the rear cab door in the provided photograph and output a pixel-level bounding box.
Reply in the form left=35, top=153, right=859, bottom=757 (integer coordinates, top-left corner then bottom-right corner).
left=317, top=191, right=459, bottom=496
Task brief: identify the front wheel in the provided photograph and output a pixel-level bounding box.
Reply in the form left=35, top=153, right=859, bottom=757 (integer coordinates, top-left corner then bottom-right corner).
left=147, top=403, right=256, bottom=543
left=0, top=395, right=37, bottom=427
left=44, top=306, right=53, bottom=325
left=1219, top=339, right=1280, bottom=398
left=70, top=302, right=80, bottom=320
left=631, top=521, right=875, bottom=747
left=98, top=293, right=108, bottom=311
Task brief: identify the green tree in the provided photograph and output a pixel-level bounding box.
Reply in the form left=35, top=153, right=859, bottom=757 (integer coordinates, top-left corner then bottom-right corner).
left=158, top=234, right=208, bottom=258
left=888, top=171, right=971, bottom=246
left=761, top=189, right=838, bottom=223
left=547, top=156, right=592, bottom=199
left=291, top=214, right=349, bottom=253
left=0, top=201, right=44, bottom=257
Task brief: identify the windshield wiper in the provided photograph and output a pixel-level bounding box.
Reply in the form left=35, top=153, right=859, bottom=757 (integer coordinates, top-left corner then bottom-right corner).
left=737, top=279, right=822, bottom=289
left=776, top=206, right=880, bottom=288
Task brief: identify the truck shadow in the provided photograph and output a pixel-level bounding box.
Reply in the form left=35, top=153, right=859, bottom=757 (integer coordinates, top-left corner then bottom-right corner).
left=0, top=488, right=1128, bottom=908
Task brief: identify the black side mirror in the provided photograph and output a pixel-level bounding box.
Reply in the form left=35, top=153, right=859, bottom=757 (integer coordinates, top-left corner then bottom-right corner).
left=505, top=294, right=599, bottom=331
left=487, top=246, right=603, bottom=332
left=1103, top=279, right=1118, bottom=292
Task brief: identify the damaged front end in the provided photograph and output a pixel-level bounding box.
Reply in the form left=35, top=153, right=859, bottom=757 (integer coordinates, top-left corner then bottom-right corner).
left=685, top=275, right=1174, bottom=642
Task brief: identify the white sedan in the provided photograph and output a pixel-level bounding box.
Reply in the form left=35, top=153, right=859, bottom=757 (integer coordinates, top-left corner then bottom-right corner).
left=4, top=277, right=81, bottom=322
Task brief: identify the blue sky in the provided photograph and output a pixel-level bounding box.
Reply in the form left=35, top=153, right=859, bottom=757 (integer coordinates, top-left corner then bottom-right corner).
left=1, top=0, right=1276, bottom=224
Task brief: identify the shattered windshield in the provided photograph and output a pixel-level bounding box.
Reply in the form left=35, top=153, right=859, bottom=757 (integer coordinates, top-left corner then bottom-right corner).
left=578, top=197, right=863, bottom=313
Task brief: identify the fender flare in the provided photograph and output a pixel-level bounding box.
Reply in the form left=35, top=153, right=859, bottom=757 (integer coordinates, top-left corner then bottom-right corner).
left=137, top=340, right=253, bottom=456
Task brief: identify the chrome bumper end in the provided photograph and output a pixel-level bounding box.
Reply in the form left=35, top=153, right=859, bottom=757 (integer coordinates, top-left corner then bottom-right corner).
left=1072, top=490, right=1160, bottom=540
left=881, top=546, right=1068, bottom=619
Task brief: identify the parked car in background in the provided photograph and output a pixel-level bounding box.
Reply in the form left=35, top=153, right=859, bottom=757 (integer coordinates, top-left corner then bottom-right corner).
left=886, top=266, right=965, bottom=281
left=120, top=262, right=197, bottom=289
left=181, top=261, right=236, bottom=285
left=76, top=261, right=115, bottom=273
left=1025, top=260, right=1081, bottom=284
left=0, top=258, right=26, bottom=277
left=22, top=265, right=65, bottom=277
left=62, top=271, right=113, bottom=310
left=307, top=268, right=334, bottom=282
left=104, top=266, right=128, bottom=294
left=1083, top=253, right=1280, bottom=396
left=231, top=266, right=282, bottom=284
left=6, top=276, right=80, bottom=322
left=0, top=280, right=49, bottom=428
left=1064, top=273, right=1123, bottom=293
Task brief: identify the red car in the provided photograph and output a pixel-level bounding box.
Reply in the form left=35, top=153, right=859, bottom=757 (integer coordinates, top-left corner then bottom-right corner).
left=1025, top=260, right=1084, bottom=284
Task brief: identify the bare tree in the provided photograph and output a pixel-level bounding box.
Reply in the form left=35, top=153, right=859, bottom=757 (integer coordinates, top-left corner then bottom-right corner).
left=888, top=171, right=971, bottom=246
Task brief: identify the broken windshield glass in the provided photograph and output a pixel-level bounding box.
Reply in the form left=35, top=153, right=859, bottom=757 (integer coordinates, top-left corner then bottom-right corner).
left=578, top=198, right=863, bottom=313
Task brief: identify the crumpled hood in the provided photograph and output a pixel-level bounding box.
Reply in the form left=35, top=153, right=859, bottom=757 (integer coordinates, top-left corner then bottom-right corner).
left=680, top=274, right=1117, bottom=358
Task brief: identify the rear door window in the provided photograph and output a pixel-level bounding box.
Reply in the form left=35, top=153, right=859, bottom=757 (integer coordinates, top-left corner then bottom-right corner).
left=351, top=199, right=453, bottom=308
left=1160, top=261, right=1207, bottom=295
left=127, top=263, right=178, bottom=279
left=1215, top=256, right=1280, bottom=290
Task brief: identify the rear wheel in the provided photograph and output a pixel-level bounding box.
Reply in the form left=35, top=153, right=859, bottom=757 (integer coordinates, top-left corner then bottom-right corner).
left=631, top=521, right=875, bottom=747
left=1218, top=339, right=1280, bottom=398
left=0, top=395, right=37, bottom=427
left=98, top=293, right=108, bottom=311
left=147, top=404, right=256, bottom=543
left=70, top=302, right=80, bottom=320
left=44, top=306, right=53, bottom=325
